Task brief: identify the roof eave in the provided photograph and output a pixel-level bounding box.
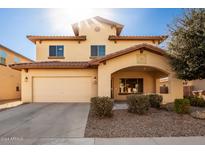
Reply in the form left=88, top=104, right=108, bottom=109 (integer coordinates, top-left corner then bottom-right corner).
left=90, top=43, right=168, bottom=64
left=27, top=35, right=86, bottom=44
left=27, top=35, right=36, bottom=44
left=116, top=27, right=124, bottom=36
left=108, top=35, right=168, bottom=42
left=9, top=62, right=98, bottom=71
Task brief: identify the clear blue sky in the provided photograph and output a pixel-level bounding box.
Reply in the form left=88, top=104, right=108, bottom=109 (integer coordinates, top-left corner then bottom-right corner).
left=0, top=8, right=183, bottom=60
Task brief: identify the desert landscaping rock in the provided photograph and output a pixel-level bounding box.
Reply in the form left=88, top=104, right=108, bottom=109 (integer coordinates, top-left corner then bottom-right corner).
left=85, top=108, right=205, bottom=137
left=191, top=111, right=205, bottom=120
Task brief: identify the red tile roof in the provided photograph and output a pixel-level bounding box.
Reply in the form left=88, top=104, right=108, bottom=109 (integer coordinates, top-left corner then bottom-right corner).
left=9, top=61, right=97, bottom=70
left=90, top=43, right=168, bottom=64
left=27, top=35, right=86, bottom=44
left=9, top=43, right=168, bottom=70
left=108, top=35, right=168, bottom=43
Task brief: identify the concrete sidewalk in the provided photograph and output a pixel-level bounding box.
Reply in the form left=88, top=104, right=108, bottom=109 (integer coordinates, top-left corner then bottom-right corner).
left=0, top=136, right=205, bottom=145
left=94, top=137, right=205, bottom=145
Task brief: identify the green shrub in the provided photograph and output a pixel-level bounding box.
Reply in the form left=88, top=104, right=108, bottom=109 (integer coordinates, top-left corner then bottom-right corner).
left=188, top=96, right=205, bottom=107
left=174, top=98, right=190, bottom=114
left=148, top=94, right=163, bottom=109
left=90, top=96, right=113, bottom=117
left=127, top=94, right=150, bottom=114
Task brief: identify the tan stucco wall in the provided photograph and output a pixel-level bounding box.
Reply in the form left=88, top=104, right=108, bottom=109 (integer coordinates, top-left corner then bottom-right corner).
left=21, top=49, right=183, bottom=103
left=0, top=47, right=32, bottom=101
left=36, top=22, right=158, bottom=61
left=97, top=49, right=183, bottom=103
left=98, top=50, right=171, bottom=96
left=112, top=70, right=156, bottom=100
left=21, top=68, right=97, bottom=103
left=189, top=79, right=205, bottom=90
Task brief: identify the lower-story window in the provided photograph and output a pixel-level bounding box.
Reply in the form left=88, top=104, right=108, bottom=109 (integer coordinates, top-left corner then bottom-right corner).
left=119, top=78, right=143, bottom=94
left=160, top=84, right=169, bottom=94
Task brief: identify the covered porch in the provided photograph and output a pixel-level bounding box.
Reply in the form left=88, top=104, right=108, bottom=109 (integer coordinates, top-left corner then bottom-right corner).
left=111, top=66, right=169, bottom=101
left=96, top=44, right=183, bottom=104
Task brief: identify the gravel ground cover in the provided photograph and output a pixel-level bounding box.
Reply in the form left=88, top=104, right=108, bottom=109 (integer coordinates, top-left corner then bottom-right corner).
left=84, top=108, right=205, bottom=137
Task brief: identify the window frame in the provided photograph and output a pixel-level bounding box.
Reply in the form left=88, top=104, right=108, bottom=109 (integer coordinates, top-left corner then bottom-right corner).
left=49, top=45, right=64, bottom=58
left=119, top=78, right=144, bottom=95
left=90, top=45, right=105, bottom=58
left=160, top=84, right=169, bottom=94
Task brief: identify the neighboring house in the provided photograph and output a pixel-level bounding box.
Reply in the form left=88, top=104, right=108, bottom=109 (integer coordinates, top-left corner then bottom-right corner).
left=10, top=16, right=183, bottom=103
left=183, top=80, right=205, bottom=97
left=0, top=44, right=33, bottom=101
left=189, top=80, right=205, bottom=91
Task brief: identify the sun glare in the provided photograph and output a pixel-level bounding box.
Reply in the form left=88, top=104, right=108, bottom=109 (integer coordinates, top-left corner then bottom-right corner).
left=59, top=8, right=96, bottom=23
left=46, top=8, right=113, bottom=34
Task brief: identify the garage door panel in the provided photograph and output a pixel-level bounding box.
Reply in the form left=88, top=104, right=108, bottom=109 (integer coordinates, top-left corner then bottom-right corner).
left=33, top=77, right=91, bottom=103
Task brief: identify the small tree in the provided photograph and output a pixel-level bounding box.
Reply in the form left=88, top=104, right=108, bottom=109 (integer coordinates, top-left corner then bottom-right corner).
left=168, top=9, right=205, bottom=80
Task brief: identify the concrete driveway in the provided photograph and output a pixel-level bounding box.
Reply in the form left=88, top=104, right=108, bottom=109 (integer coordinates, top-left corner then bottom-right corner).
left=0, top=103, right=90, bottom=144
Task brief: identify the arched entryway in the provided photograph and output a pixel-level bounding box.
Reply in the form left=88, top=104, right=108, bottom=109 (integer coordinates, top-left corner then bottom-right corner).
left=97, top=47, right=183, bottom=103
left=111, top=66, right=169, bottom=101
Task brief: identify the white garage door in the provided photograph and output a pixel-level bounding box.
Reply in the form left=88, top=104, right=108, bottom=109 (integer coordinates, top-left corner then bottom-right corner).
left=33, top=77, right=91, bottom=103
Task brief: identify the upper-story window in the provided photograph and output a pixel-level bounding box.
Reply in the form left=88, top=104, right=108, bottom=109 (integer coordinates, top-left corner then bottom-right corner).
left=91, top=45, right=105, bottom=57
left=0, top=51, right=7, bottom=65
left=14, top=57, right=20, bottom=63
left=49, top=45, right=64, bottom=57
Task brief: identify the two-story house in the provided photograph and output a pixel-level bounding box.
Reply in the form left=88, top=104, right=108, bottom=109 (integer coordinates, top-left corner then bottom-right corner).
left=10, top=16, right=183, bottom=103
left=0, top=44, right=33, bottom=101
